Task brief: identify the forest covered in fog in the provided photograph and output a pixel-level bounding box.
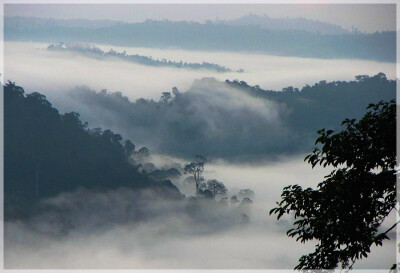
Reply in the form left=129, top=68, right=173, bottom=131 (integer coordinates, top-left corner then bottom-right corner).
left=3, top=4, right=397, bottom=270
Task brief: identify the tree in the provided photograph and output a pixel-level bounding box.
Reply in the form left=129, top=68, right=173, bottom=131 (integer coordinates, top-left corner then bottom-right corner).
left=123, top=140, right=135, bottom=158
left=172, top=87, right=180, bottom=97
left=230, top=195, right=240, bottom=205
left=240, top=197, right=253, bottom=206
left=137, top=147, right=149, bottom=156
left=160, top=92, right=172, bottom=104
left=355, top=75, right=369, bottom=82
left=4, top=82, right=183, bottom=220
left=270, top=100, right=396, bottom=270
left=184, top=155, right=206, bottom=194
left=200, top=189, right=214, bottom=199
left=238, top=189, right=254, bottom=200
left=206, top=179, right=227, bottom=199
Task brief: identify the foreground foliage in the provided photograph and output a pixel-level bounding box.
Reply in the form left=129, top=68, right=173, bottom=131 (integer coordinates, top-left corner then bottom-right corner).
left=270, top=100, right=396, bottom=269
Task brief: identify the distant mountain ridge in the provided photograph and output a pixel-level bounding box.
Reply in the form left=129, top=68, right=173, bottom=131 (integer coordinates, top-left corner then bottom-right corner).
left=5, top=16, right=125, bottom=29
left=6, top=15, right=350, bottom=34
left=5, top=16, right=395, bottom=62
left=216, top=14, right=350, bottom=35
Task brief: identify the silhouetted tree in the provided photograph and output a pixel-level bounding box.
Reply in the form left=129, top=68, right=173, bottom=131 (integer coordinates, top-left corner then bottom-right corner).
left=230, top=195, right=240, bottom=205
left=160, top=92, right=172, bottom=104
left=132, top=147, right=150, bottom=165
left=123, top=140, right=135, bottom=158
left=137, top=147, right=150, bottom=156
left=206, top=179, right=227, bottom=199
left=355, top=75, right=369, bottom=81
left=238, top=188, right=254, bottom=200
left=270, top=100, right=396, bottom=270
left=200, top=189, right=214, bottom=199
left=172, top=87, right=180, bottom=97
left=184, top=155, right=206, bottom=194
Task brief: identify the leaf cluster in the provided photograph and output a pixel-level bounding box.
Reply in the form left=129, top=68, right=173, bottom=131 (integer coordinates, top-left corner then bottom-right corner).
left=270, top=100, right=396, bottom=269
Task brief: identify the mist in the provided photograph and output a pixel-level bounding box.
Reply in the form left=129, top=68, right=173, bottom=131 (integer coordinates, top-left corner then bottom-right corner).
left=4, top=39, right=396, bottom=270
left=4, top=41, right=395, bottom=101
left=4, top=41, right=395, bottom=161
left=5, top=156, right=394, bottom=269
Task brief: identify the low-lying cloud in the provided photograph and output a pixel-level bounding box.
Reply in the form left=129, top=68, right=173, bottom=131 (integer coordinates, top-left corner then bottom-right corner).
left=5, top=186, right=302, bottom=269
left=4, top=41, right=395, bottom=101
left=57, top=78, right=298, bottom=161
left=4, top=41, right=395, bottom=162
left=5, top=157, right=395, bottom=269
left=3, top=41, right=396, bottom=270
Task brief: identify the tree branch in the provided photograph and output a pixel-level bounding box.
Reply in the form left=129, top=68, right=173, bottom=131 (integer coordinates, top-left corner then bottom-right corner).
left=381, top=220, right=400, bottom=236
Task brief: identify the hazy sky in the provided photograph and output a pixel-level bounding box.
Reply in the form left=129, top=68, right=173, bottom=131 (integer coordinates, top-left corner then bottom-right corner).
left=5, top=4, right=396, bottom=33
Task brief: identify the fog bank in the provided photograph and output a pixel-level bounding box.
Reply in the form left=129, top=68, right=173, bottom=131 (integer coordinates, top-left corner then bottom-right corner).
left=4, top=41, right=395, bottom=101
left=5, top=157, right=395, bottom=269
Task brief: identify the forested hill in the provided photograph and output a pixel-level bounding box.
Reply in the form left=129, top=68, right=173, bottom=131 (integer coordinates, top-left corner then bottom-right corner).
left=225, top=72, right=395, bottom=133
left=5, top=17, right=395, bottom=62
left=216, top=14, right=350, bottom=35
left=4, top=82, right=183, bottom=219
left=60, top=73, right=395, bottom=161
left=47, top=43, right=240, bottom=72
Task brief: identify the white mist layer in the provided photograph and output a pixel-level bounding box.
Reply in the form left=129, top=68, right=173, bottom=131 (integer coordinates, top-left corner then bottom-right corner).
left=3, top=41, right=395, bottom=269
left=4, top=41, right=396, bottom=101
left=5, top=156, right=395, bottom=269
